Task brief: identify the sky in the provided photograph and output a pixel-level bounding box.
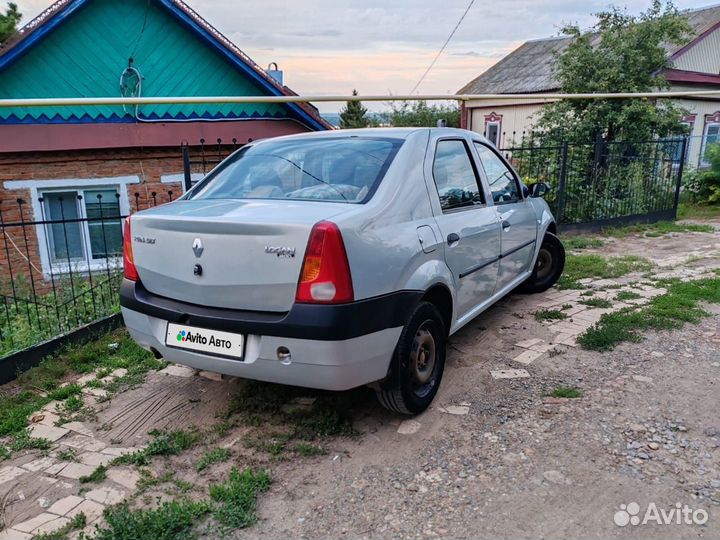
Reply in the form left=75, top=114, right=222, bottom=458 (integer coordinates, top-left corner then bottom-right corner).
left=12, top=0, right=710, bottom=112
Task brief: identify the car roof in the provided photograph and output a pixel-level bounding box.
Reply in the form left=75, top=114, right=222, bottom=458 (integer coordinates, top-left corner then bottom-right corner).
left=253, top=127, right=482, bottom=144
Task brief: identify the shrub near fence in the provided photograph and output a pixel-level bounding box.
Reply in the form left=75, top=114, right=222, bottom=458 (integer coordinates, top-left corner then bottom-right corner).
left=0, top=190, right=177, bottom=358
left=499, top=137, right=686, bottom=230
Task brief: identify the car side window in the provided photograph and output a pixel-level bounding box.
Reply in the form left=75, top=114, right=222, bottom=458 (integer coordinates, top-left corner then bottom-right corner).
left=474, top=143, right=521, bottom=204
left=432, top=140, right=484, bottom=212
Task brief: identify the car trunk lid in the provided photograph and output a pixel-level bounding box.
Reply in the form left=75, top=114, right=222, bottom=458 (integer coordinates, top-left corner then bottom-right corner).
left=130, top=199, right=350, bottom=312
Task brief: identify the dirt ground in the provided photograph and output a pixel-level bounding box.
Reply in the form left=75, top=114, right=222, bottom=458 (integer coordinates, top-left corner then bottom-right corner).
left=1, top=221, right=719, bottom=540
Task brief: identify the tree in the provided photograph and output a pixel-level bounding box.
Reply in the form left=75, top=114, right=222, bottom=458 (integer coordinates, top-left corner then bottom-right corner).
left=339, top=90, right=370, bottom=129
left=389, top=101, right=460, bottom=128
left=0, top=2, right=22, bottom=44
left=533, top=0, right=692, bottom=145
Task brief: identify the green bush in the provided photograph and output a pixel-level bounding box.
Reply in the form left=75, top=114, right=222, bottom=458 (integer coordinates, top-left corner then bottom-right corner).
left=683, top=143, right=720, bottom=204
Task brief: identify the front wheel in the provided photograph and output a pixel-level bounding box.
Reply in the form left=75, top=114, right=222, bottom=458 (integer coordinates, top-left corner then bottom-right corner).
left=376, top=301, right=446, bottom=415
left=518, top=232, right=565, bottom=294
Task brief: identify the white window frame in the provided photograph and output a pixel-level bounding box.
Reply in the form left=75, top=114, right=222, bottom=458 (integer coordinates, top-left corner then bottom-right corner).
left=3, top=176, right=140, bottom=276
left=485, top=121, right=501, bottom=147
left=700, top=122, right=720, bottom=168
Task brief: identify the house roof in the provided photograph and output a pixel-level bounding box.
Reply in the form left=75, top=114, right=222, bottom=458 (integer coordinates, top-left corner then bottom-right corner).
left=0, top=0, right=331, bottom=130
left=458, top=3, right=720, bottom=95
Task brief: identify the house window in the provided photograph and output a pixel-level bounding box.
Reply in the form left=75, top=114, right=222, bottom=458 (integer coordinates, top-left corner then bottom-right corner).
left=702, top=123, right=719, bottom=167
left=483, top=113, right=503, bottom=147
left=41, top=188, right=123, bottom=267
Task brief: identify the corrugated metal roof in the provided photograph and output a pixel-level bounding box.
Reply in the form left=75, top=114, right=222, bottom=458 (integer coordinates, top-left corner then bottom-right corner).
left=458, top=3, right=720, bottom=95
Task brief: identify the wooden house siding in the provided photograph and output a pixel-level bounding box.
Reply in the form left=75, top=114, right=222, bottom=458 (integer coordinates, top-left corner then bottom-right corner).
left=672, top=25, right=720, bottom=75
left=0, top=0, right=289, bottom=123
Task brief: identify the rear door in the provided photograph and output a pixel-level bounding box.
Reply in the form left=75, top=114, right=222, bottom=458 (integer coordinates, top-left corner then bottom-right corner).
left=426, top=137, right=501, bottom=319
left=473, top=142, right=537, bottom=292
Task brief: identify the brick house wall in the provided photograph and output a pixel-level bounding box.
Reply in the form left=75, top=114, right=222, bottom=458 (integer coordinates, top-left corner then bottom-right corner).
left=0, top=145, right=228, bottom=295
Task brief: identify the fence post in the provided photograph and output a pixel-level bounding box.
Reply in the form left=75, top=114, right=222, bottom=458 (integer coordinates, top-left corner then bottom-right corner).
left=555, top=141, right=569, bottom=227
left=182, top=144, right=192, bottom=193
left=672, top=137, right=688, bottom=219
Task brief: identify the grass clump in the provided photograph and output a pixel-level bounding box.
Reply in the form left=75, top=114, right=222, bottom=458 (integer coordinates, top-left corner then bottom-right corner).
left=292, top=442, right=328, bottom=456
left=56, top=447, right=79, bottom=462
left=547, top=386, right=582, bottom=398
left=79, top=464, right=107, bottom=484
left=91, top=500, right=211, bottom=540
left=196, top=448, right=231, bottom=472
left=578, top=277, right=720, bottom=352
left=113, top=428, right=203, bottom=466
left=0, top=330, right=163, bottom=438
left=615, top=290, right=643, bottom=301
left=604, top=220, right=714, bottom=238
left=562, top=236, right=604, bottom=250
left=534, top=309, right=568, bottom=322
left=33, top=512, right=86, bottom=540
left=209, top=467, right=270, bottom=529
left=558, top=254, right=653, bottom=289
left=10, top=428, right=50, bottom=452
left=223, top=381, right=356, bottom=458
left=578, top=298, right=612, bottom=309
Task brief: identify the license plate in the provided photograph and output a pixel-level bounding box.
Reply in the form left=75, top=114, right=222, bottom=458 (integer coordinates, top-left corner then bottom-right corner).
left=166, top=323, right=244, bottom=359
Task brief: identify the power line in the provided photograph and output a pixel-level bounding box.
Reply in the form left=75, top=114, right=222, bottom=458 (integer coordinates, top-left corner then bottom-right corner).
left=409, top=0, right=476, bottom=95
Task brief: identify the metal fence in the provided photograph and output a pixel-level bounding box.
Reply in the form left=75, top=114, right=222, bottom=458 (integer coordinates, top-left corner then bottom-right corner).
left=181, top=137, right=243, bottom=191
left=499, top=137, right=686, bottom=230
left=0, top=190, right=178, bottom=358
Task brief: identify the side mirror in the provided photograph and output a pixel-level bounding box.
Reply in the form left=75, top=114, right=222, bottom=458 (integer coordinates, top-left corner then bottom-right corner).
left=528, top=182, right=550, bottom=198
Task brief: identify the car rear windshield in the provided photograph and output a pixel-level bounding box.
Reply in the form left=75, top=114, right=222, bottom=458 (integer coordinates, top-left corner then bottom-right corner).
left=186, top=137, right=403, bottom=203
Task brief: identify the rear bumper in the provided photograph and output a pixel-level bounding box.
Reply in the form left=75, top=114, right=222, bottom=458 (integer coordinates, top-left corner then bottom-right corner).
left=120, top=280, right=421, bottom=340
left=119, top=280, right=422, bottom=390
left=121, top=307, right=402, bottom=390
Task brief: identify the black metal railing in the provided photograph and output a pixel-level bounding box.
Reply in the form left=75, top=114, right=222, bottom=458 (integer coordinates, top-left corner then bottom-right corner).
left=0, top=189, right=177, bottom=358
left=498, top=136, right=687, bottom=230
left=181, top=137, right=243, bottom=191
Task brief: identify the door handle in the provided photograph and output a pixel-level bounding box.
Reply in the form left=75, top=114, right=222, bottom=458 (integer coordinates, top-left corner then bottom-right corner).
left=447, top=233, right=460, bottom=245
left=501, top=220, right=511, bottom=230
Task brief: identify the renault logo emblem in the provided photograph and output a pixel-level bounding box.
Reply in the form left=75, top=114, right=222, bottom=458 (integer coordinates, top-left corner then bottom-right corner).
left=192, top=238, right=204, bottom=258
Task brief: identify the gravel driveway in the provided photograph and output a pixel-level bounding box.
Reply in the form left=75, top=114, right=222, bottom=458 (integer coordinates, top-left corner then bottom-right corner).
left=1, top=224, right=719, bottom=540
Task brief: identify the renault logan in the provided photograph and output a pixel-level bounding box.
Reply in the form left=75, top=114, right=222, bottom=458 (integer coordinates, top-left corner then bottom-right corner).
left=120, top=128, right=565, bottom=414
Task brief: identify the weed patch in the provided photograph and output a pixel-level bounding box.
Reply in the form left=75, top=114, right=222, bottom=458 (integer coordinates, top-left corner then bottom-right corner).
left=113, top=428, right=203, bottom=466
left=562, top=236, right=604, bottom=250
left=534, top=309, right=568, bottom=322
left=209, top=468, right=270, bottom=529
left=80, top=465, right=107, bottom=484
left=292, top=442, right=328, bottom=456
left=547, top=386, right=582, bottom=398
left=579, top=298, right=612, bottom=308
left=196, top=448, right=231, bottom=472
left=604, top=220, right=714, bottom=237
left=90, top=500, right=211, bottom=540
left=579, top=278, right=720, bottom=351
left=615, top=290, right=642, bottom=301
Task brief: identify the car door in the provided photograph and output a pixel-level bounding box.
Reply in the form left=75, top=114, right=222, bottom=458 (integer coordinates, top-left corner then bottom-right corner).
left=426, top=137, right=501, bottom=320
left=473, top=141, right=538, bottom=292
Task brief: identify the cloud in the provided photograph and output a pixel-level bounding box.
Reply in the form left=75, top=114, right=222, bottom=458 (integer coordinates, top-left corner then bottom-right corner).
left=13, top=0, right=708, bottom=111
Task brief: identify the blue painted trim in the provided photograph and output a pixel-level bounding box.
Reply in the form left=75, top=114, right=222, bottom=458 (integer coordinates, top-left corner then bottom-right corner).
left=0, top=0, right=327, bottom=131
left=0, top=0, right=89, bottom=72
left=0, top=110, right=289, bottom=125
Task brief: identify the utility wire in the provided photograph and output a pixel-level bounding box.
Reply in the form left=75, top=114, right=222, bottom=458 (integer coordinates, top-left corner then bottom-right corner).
left=409, top=0, right=476, bottom=95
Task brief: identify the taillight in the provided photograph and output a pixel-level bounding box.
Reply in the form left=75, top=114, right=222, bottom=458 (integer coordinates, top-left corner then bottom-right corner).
left=296, top=221, right=353, bottom=304
left=123, top=217, right=139, bottom=282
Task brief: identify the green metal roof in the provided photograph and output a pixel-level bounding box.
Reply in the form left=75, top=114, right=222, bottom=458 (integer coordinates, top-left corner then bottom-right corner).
left=0, top=0, right=326, bottom=129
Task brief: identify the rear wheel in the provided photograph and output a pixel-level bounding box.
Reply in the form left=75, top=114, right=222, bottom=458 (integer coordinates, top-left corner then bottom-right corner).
left=376, top=302, right=446, bottom=415
left=519, top=232, right=565, bottom=294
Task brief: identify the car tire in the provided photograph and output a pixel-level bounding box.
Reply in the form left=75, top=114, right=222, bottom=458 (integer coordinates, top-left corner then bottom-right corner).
left=518, top=232, right=565, bottom=294
left=376, top=301, right=446, bottom=415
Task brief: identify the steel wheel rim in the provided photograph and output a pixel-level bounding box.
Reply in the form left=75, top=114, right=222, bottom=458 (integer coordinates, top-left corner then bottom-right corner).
left=409, top=322, right=437, bottom=397
left=536, top=247, right=553, bottom=281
